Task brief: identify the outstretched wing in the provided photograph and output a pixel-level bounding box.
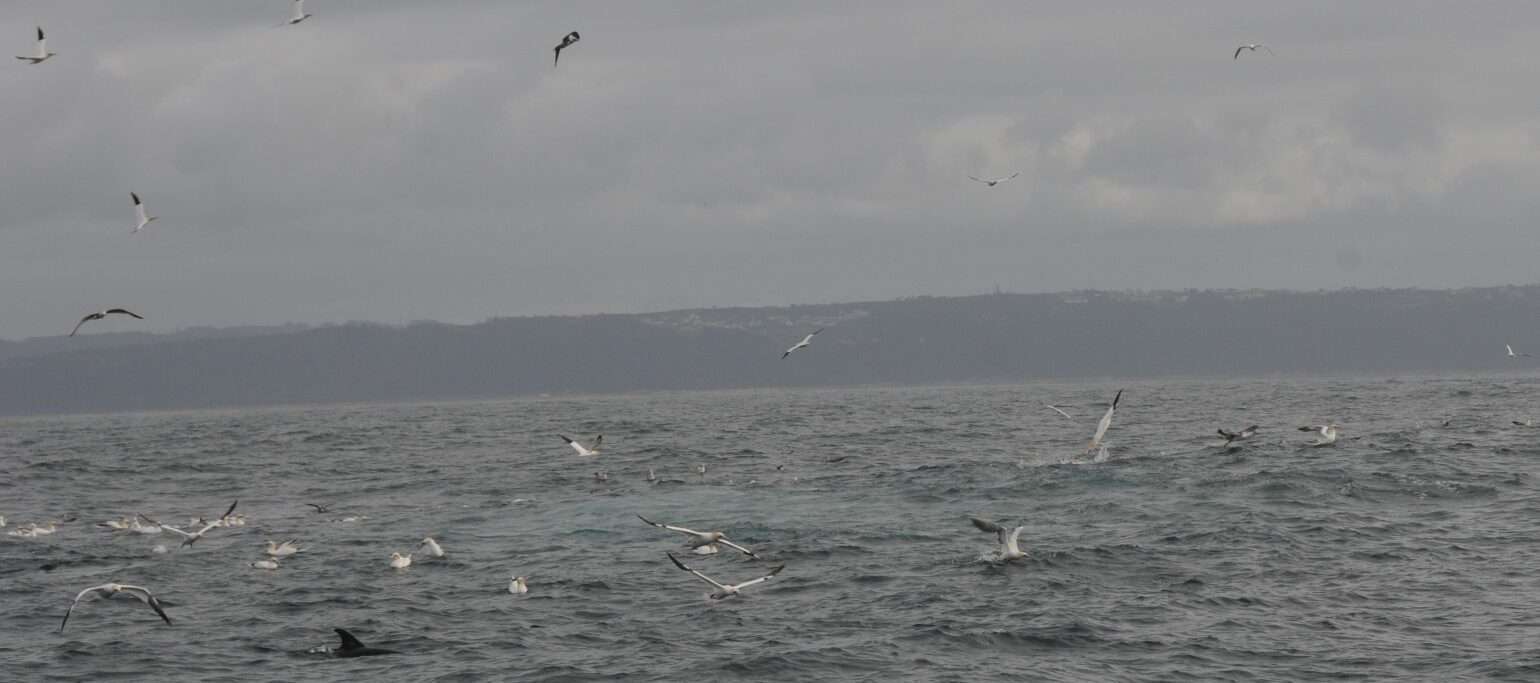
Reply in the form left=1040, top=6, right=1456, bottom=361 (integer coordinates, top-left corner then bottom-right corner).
left=120, top=586, right=172, bottom=625
left=637, top=514, right=702, bottom=537
left=105, top=308, right=144, bottom=319
left=60, top=585, right=109, bottom=632
left=667, top=552, right=727, bottom=590
left=1234, top=45, right=1245, bottom=59
left=716, top=538, right=761, bottom=559
left=970, top=517, right=1003, bottom=534
left=728, top=564, right=785, bottom=591
left=68, top=316, right=91, bottom=337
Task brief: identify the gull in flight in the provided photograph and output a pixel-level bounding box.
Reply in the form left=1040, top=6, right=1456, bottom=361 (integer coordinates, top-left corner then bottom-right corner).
left=131, top=192, right=158, bottom=233
left=638, top=514, right=761, bottom=559
left=970, top=517, right=1026, bottom=561
left=553, top=31, right=579, bottom=66
left=1234, top=44, right=1274, bottom=59
left=286, top=0, right=313, bottom=25
left=1508, top=344, right=1531, bottom=358
left=70, top=308, right=145, bottom=337
left=560, top=434, right=602, bottom=456
left=1044, top=404, right=1074, bottom=420
left=417, top=537, right=444, bottom=558
left=782, top=329, right=824, bottom=359
left=138, top=500, right=236, bottom=547
left=967, top=172, right=1020, bottom=187
left=265, top=539, right=301, bottom=557
left=389, top=552, right=412, bottom=569
left=1084, top=389, right=1123, bottom=461
left=1217, top=425, right=1260, bottom=445
left=1299, top=424, right=1338, bottom=447
left=16, top=26, right=56, bottom=64
left=59, top=583, right=172, bottom=632
left=666, top=553, right=784, bottom=600
left=508, top=575, right=529, bottom=594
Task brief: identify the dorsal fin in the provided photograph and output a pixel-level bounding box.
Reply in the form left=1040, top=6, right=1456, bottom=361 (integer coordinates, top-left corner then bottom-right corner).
left=335, top=628, right=365, bottom=651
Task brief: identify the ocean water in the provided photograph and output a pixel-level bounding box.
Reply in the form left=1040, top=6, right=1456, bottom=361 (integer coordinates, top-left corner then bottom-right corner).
left=3, top=376, right=1540, bottom=681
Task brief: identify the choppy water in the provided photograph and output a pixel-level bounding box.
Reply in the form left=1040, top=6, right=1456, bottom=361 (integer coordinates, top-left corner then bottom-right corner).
left=4, top=376, right=1540, bottom=681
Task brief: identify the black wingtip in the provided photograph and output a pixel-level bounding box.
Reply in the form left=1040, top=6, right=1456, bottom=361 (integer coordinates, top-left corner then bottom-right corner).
left=667, top=552, right=689, bottom=571
left=637, top=513, right=656, bottom=526
left=768, top=564, right=786, bottom=576
left=1112, top=389, right=1123, bottom=407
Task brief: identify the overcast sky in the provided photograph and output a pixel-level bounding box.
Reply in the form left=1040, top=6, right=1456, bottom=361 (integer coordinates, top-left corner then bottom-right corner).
left=2, top=1, right=1539, bottom=338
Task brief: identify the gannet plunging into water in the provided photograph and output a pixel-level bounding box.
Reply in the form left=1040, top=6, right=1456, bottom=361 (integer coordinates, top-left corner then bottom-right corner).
left=286, top=0, right=312, bottom=25
left=265, top=539, right=301, bottom=557
left=970, top=517, right=1026, bottom=561
left=1084, top=389, right=1123, bottom=461
left=70, top=308, right=144, bottom=337
left=553, top=31, right=579, bottom=66
left=1234, top=43, right=1273, bottom=59
left=559, top=434, right=602, bottom=456
left=781, top=329, right=823, bottom=359
left=131, top=192, right=158, bottom=233
left=1299, top=424, right=1338, bottom=446
left=389, top=552, right=412, bottom=569
left=637, top=514, right=761, bottom=558
left=508, top=575, right=528, bottom=594
left=666, top=553, right=784, bottom=600
left=16, top=27, right=55, bottom=64
left=59, top=583, right=172, bottom=632
left=417, top=537, right=444, bottom=558
left=967, top=172, right=1020, bottom=187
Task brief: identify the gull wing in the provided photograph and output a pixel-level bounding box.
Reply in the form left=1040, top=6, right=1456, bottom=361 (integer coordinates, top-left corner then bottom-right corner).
left=35, top=27, right=46, bottom=57
left=140, top=514, right=192, bottom=539
left=727, top=564, right=785, bottom=591
left=68, top=316, right=91, bottom=337
left=1234, top=45, right=1245, bottom=59
left=559, top=434, right=592, bottom=456
left=106, top=308, right=144, bottom=319
left=970, top=517, right=1003, bottom=534
left=1045, top=404, right=1074, bottom=420
left=1087, top=389, right=1122, bottom=452
left=715, top=538, right=761, bottom=560
left=637, top=514, right=703, bottom=537
left=667, top=552, right=727, bottom=590
left=1004, top=527, right=1024, bottom=555
left=60, top=584, right=111, bottom=632
left=118, top=585, right=172, bottom=625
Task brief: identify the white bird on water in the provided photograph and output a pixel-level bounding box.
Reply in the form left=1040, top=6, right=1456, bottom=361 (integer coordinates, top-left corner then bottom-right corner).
left=1299, top=424, right=1339, bottom=446
left=59, top=583, right=172, bottom=632
left=389, top=552, right=412, bottom=570
left=1234, top=43, right=1274, bottom=59
left=1084, top=389, right=1123, bottom=461
left=560, top=434, right=602, bottom=456
left=508, top=575, right=529, bottom=594
left=781, top=329, right=824, bottom=359
left=967, top=172, right=1020, bottom=187
left=251, top=558, right=279, bottom=570
left=970, top=518, right=1026, bottom=561
left=638, top=514, right=761, bottom=558
left=1508, top=344, right=1531, bottom=358
left=265, top=539, right=301, bottom=557
left=15, top=26, right=56, bottom=64
left=667, top=553, right=784, bottom=600
left=285, top=0, right=312, bottom=25
left=131, top=192, right=158, bottom=233
left=417, top=537, right=445, bottom=558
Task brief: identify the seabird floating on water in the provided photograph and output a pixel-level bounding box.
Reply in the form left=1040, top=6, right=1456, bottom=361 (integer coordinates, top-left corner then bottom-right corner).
left=638, top=514, right=760, bottom=559
left=131, top=192, right=158, bottom=233
left=251, top=558, right=279, bottom=570
left=508, top=575, right=528, bottom=594
left=59, top=583, right=172, bottom=632
left=15, top=27, right=55, bottom=64
left=389, top=552, right=412, bottom=569
left=967, top=172, right=1020, bottom=187
left=781, top=329, right=823, bottom=359
left=1233, top=43, right=1274, bottom=59
left=265, top=539, right=301, bottom=557
left=553, top=31, right=579, bottom=66
left=70, top=308, right=144, bottom=337
left=417, top=537, right=444, bottom=558
left=560, top=434, right=602, bottom=456
left=970, top=517, right=1026, bottom=561
left=666, top=553, right=784, bottom=600
left=1299, top=424, right=1339, bottom=446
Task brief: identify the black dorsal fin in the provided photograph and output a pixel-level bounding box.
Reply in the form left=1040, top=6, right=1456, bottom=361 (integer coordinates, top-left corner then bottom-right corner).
left=335, top=628, right=365, bottom=651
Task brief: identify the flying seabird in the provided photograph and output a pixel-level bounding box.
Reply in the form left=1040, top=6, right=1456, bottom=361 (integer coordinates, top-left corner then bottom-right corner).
left=1508, top=344, right=1531, bottom=358
left=1299, top=424, right=1339, bottom=446
left=330, top=628, right=397, bottom=657
left=417, top=537, right=444, bottom=558
left=553, top=31, right=579, bottom=66
left=560, top=434, right=602, bottom=456
left=265, top=539, right=301, bottom=557
left=970, top=517, right=1026, bottom=561
left=389, top=552, right=412, bottom=569
left=638, top=514, right=760, bottom=559
left=69, top=308, right=145, bottom=337
left=666, top=553, right=784, bottom=600
left=1218, top=425, right=1260, bottom=445
left=1085, top=389, right=1123, bottom=460
left=131, top=192, right=158, bottom=233
left=1044, top=404, right=1074, bottom=420
left=286, top=0, right=312, bottom=25
left=16, top=26, right=55, bottom=64
left=1233, top=43, right=1274, bottom=59
left=59, top=583, right=172, bottom=632
left=508, top=575, right=529, bottom=594
left=967, top=172, right=1020, bottom=187
left=138, top=500, right=235, bottom=547
left=781, top=329, right=824, bottom=359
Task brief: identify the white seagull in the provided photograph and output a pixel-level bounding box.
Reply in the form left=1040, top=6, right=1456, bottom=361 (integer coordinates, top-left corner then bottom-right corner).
left=1508, top=344, right=1531, bottom=358
left=70, top=308, right=145, bottom=337
left=782, top=329, right=824, bottom=359
left=1044, top=404, right=1074, bottom=420
left=131, top=192, right=158, bottom=233
left=553, top=31, right=579, bottom=66
left=137, top=500, right=236, bottom=547
left=286, top=0, right=313, bottom=25
left=508, top=575, right=529, bottom=594
left=970, top=517, right=1026, bottom=561
left=638, top=514, right=761, bottom=559
left=559, top=434, right=602, bottom=456
left=667, top=553, right=784, bottom=600
left=1299, top=424, right=1339, bottom=447
left=16, top=26, right=55, bottom=64
left=1085, top=389, right=1123, bottom=461
left=1234, top=43, right=1274, bottom=59
left=265, top=539, right=302, bottom=557
left=389, top=552, right=412, bottom=569
left=967, top=172, right=1020, bottom=187
left=59, top=583, right=172, bottom=632
left=417, top=537, right=445, bottom=558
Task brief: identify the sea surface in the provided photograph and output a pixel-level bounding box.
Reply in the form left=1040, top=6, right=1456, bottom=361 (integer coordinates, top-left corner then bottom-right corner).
left=3, top=376, right=1540, bottom=681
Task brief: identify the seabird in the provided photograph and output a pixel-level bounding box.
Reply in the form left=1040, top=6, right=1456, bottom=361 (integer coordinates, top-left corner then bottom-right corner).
left=417, top=537, right=444, bottom=558
left=666, top=553, right=784, bottom=600
left=1299, top=424, right=1339, bottom=446
left=637, top=514, right=760, bottom=559
left=286, top=0, right=312, bottom=25
left=1085, top=389, right=1123, bottom=460
left=1217, top=425, right=1260, bottom=445
left=967, top=172, right=1020, bottom=187
left=1514, top=419, right=1534, bottom=428
left=646, top=468, right=657, bottom=482
left=593, top=471, right=609, bottom=483
left=16, top=26, right=55, bottom=64
left=970, top=517, right=1026, bottom=561
left=59, top=583, right=172, bottom=632
left=131, top=192, right=158, bottom=233
left=553, top=31, right=579, bottom=66
left=560, top=434, right=602, bottom=456
left=330, top=628, right=397, bottom=657
left=389, top=552, right=412, bottom=569
left=265, top=539, right=301, bottom=557
left=69, top=308, right=145, bottom=337
left=508, top=575, right=528, bottom=594
left=1508, top=344, right=1531, bottom=358
left=138, top=500, right=235, bottom=547
left=781, top=329, right=824, bottom=359
left=251, top=558, right=279, bottom=570
left=696, top=463, right=707, bottom=477
left=1233, top=43, right=1274, bottom=59
left=1044, top=404, right=1074, bottom=420
left=306, top=503, right=331, bottom=514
